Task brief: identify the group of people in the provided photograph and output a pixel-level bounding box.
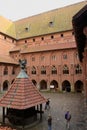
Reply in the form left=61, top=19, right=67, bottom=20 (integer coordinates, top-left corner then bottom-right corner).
left=45, top=98, right=71, bottom=130
left=47, top=111, right=71, bottom=130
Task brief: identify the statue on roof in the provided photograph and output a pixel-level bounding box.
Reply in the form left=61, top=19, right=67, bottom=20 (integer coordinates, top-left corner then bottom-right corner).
left=19, top=59, right=27, bottom=70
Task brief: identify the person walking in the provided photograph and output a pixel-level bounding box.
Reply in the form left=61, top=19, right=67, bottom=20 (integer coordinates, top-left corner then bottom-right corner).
left=65, top=110, right=71, bottom=129
left=45, top=98, right=50, bottom=110
left=48, top=115, right=52, bottom=130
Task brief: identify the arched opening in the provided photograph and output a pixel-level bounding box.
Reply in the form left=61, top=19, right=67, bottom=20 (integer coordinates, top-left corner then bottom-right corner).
left=32, top=80, right=37, bottom=86
left=41, top=66, right=46, bottom=74
left=63, top=65, right=69, bottom=74
left=40, top=80, right=47, bottom=90
left=74, top=80, right=83, bottom=92
left=50, top=80, right=58, bottom=91
left=51, top=66, right=57, bottom=74
left=62, top=80, right=71, bottom=92
left=3, top=80, right=9, bottom=91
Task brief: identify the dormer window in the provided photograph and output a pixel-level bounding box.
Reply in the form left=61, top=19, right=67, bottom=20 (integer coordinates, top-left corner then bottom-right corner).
left=25, top=27, right=29, bottom=31
left=49, top=21, right=54, bottom=27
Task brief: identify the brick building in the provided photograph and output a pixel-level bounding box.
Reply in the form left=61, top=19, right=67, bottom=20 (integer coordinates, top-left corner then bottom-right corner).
left=0, top=1, right=86, bottom=92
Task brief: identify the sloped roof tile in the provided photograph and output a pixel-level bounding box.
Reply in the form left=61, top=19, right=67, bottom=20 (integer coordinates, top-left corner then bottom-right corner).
left=0, top=69, right=46, bottom=109
left=14, top=1, right=86, bottom=39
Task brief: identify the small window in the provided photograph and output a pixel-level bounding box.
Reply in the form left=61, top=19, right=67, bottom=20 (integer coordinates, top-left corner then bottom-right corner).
left=41, top=37, right=44, bottom=40
left=63, top=54, right=67, bottom=59
left=75, top=53, right=79, bottom=59
left=52, top=55, right=56, bottom=61
left=32, top=57, right=35, bottom=61
left=33, top=39, right=35, bottom=42
left=25, top=40, right=27, bottom=43
left=49, top=21, right=54, bottom=27
left=12, top=67, right=15, bottom=75
left=72, top=31, right=74, bottom=35
left=12, top=39, right=14, bottom=43
left=41, top=56, right=45, bottom=61
left=25, top=27, right=29, bottom=31
left=61, top=34, right=63, bottom=37
left=51, top=35, right=54, bottom=39
left=4, top=66, right=8, bottom=75
left=4, top=36, right=6, bottom=39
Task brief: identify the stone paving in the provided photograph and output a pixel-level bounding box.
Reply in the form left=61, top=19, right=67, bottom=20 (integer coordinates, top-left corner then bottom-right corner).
left=23, top=92, right=85, bottom=130
left=0, top=92, right=86, bottom=130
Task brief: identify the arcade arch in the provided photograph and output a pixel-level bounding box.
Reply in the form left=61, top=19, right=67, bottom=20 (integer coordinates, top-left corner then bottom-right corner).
left=74, top=80, right=83, bottom=92
left=3, top=80, right=9, bottom=91
left=62, top=80, right=71, bottom=92
left=50, top=80, right=58, bottom=90
left=40, top=80, right=47, bottom=90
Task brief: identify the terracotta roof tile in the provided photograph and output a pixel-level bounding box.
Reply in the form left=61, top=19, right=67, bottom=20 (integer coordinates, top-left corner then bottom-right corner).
left=0, top=70, right=46, bottom=109
left=14, top=1, right=86, bottom=39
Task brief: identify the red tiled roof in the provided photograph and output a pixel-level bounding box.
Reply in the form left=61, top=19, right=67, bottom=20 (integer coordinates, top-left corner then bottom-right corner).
left=0, top=70, right=46, bottom=109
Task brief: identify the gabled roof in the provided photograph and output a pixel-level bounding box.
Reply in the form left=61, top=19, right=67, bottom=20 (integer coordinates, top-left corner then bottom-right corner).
left=0, top=69, right=46, bottom=109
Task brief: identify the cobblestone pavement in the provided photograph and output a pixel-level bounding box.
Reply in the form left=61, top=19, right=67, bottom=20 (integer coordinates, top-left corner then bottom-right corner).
left=0, top=92, right=86, bottom=130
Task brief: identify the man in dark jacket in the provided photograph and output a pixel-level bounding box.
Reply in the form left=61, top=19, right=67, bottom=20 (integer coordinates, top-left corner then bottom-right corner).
left=65, top=110, right=71, bottom=129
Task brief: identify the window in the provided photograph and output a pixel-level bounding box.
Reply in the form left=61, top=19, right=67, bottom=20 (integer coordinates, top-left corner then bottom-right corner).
left=4, top=36, right=6, bottom=39
left=41, top=66, right=46, bottom=74
left=63, top=65, right=69, bottom=74
left=52, top=55, right=56, bottom=61
left=32, top=57, right=35, bottom=61
left=49, top=21, right=54, bottom=27
left=4, top=66, right=8, bottom=75
left=51, top=66, right=57, bottom=74
left=33, top=38, right=35, bottom=42
left=31, top=66, right=36, bottom=74
left=75, top=53, right=79, bottom=59
left=63, top=54, right=67, bottom=59
left=12, top=67, right=15, bottom=75
left=61, top=34, right=63, bottom=37
left=75, top=64, right=82, bottom=74
left=25, top=40, right=27, bottom=43
left=12, top=39, right=15, bottom=43
left=72, top=31, right=74, bottom=35
left=41, top=56, right=45, bottom=61
left=41, top=37, right=44, bottom=40
left=25, top=27, right=29, bottom=31
left=51, top=35, right=54, bottom=39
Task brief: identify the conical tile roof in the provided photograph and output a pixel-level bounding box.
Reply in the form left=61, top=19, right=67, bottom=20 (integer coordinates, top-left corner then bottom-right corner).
left=0, top=69, right=46, bottom=109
